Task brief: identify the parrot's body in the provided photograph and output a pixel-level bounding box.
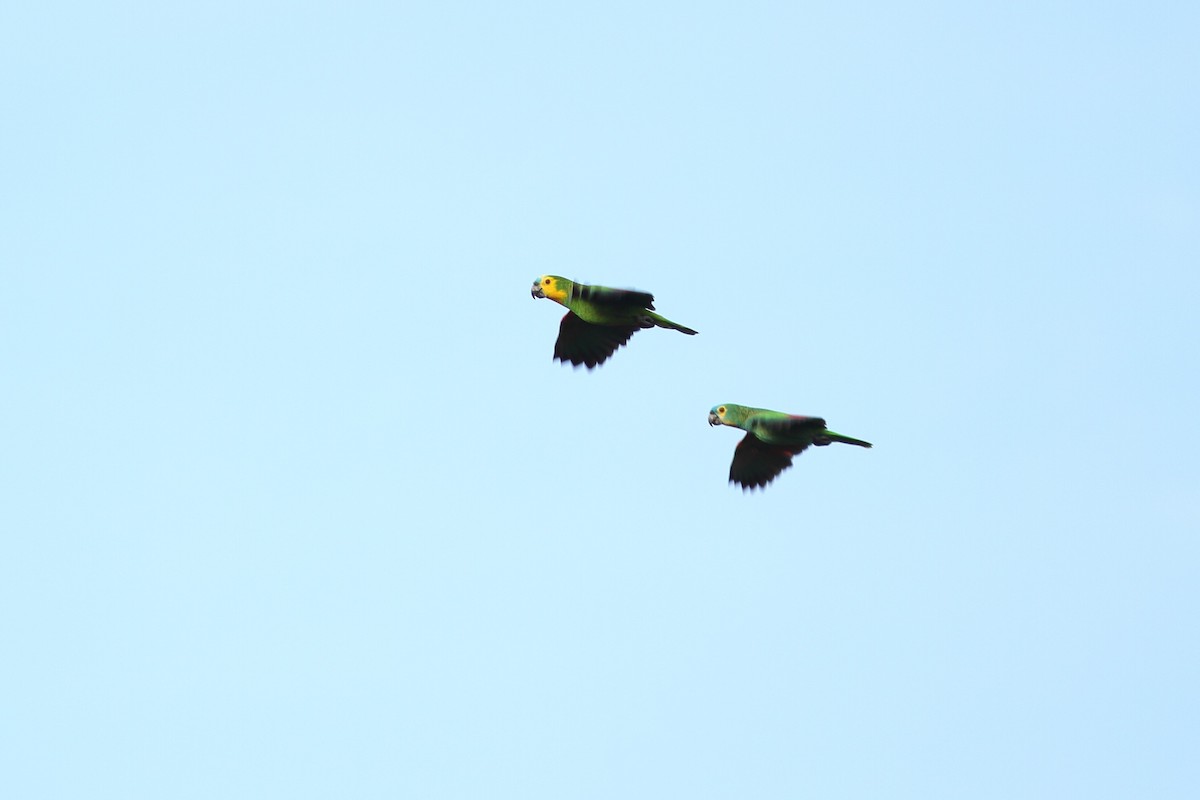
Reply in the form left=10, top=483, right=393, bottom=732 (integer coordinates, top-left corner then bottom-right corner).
left=531, top=275, right=697, bottom=369
left=708, top=403, right=871, bottom=490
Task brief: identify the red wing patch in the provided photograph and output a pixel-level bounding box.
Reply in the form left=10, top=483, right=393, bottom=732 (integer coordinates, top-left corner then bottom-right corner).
left=729, top=433, right=810, bottom=490
left=554, top=311, right=639, bottom=369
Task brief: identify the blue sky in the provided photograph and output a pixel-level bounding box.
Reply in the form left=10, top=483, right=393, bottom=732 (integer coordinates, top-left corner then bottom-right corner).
left=2, top=2, right=1197, bottom=797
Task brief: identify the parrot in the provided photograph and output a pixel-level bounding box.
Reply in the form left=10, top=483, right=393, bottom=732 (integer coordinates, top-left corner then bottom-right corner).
left=531, top=275, right=698, bottom=369
left=708, top=403, right=872, bottom=490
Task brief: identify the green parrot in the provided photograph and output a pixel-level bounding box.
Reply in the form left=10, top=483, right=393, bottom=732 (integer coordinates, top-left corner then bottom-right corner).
left=531, top=275, right=698, bottom=369
left=708, top=403, right=872, bottom=490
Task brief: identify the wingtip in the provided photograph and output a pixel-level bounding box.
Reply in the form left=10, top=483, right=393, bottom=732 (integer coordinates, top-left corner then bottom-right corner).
left=729, top=477, right=772, bottom=492
left=554, top=356, right=600, bottom=371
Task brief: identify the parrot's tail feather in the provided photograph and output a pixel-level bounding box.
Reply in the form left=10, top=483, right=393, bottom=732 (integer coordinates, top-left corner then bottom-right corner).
left=824, top=432, right=872, bottom=448
left=647, top=312, right=698, bottom=335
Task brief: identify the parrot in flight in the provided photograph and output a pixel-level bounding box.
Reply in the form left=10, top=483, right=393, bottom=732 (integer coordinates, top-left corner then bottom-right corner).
left=531, top=275, right=698, bottom=369
left=708, top=403, right=872, bottom=490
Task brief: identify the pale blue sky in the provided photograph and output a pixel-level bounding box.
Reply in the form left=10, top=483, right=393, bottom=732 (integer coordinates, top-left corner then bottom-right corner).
left=2, top=2, right=1197, bottom=798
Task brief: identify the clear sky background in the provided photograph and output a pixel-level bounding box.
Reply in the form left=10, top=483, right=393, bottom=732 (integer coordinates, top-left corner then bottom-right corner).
left=2, top=2, right=1197, bottom=798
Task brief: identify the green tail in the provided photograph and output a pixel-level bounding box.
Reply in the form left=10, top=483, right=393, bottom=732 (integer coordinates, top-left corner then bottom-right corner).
left=820, top=431, right=872, bottom=448
left=647, top=311, right=698, bottom=335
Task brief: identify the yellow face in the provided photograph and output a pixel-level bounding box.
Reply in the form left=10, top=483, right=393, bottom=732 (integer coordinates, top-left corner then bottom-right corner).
left=531, top=275, right=569, bottom=303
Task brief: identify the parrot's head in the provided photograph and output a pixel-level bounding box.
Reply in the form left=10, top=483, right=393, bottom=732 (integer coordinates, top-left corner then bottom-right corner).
left=531, top=275, right=571, bottom=304
left=708, top=404, right=730, bottom=427
left=709, top=404, right=749, bottom=428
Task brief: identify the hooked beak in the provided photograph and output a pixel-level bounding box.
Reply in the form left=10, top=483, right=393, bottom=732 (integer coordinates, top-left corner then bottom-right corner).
left=531, top=281, right=545, bottom=299
left=708, top=412, right=721, bottom=427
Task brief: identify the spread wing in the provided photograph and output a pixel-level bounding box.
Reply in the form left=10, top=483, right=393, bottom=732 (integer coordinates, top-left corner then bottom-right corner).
left=729, top=432, right=810, bottom=490
left=553, top=311, right=638, bottom=369
left=749, top=414, right=827, bottom=447
left=577, top=284, right=656, bottom=311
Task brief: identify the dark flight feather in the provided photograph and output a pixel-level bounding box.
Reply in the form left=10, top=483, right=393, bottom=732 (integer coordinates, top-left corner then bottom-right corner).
left=729, top=433, right=810, bottom=490
left=553, top=311, right=638, bottom=369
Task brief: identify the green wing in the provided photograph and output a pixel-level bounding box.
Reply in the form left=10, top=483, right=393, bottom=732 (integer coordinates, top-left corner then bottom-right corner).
left=749, top=415, right=827, bottom=447
left=571, top=283, right=656, bottom=311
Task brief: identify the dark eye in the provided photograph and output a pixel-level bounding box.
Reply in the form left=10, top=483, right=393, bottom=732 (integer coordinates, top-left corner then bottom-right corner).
left=543, top=278, right=551, bottom=285
left=718, top=406, right=726, bottom=414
